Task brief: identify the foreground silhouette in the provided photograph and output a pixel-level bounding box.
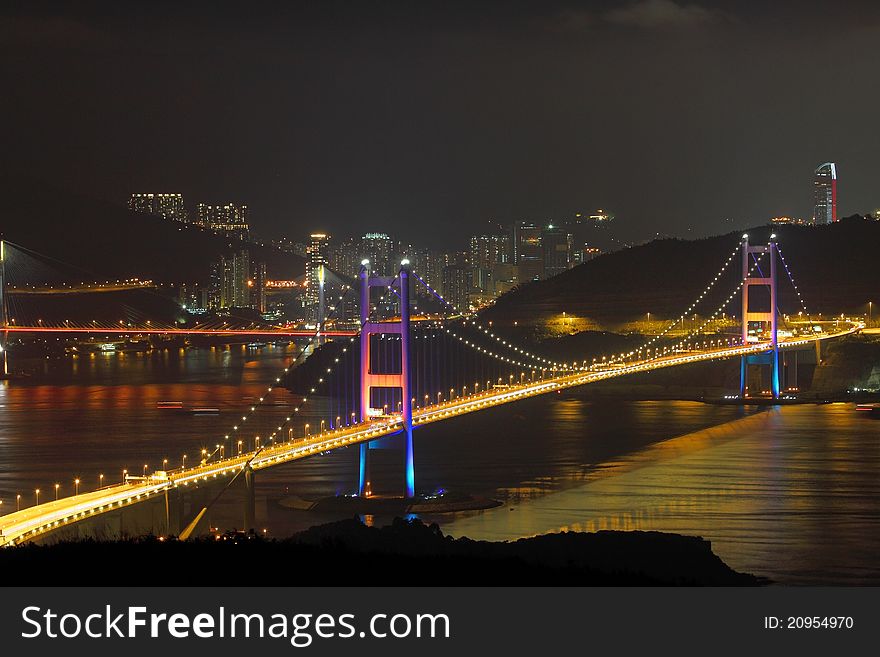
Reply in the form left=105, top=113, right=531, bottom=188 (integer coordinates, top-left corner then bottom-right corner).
left=0, top=517, right=760, bottom=586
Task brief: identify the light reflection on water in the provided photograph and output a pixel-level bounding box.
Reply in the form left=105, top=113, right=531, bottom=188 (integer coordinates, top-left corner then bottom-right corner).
left=439, top=405, right=880, bottom=585
left=0, top=349, right=878, bottom=584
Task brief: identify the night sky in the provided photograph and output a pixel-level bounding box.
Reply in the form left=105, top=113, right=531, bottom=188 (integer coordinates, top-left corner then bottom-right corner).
left=3, top=1, right=879, bottom=247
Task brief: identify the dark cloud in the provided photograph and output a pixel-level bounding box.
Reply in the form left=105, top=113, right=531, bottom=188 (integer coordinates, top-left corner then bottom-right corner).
left=604, top=0, right=727, bottom=29
left=0, top=14, right=113, bottom=49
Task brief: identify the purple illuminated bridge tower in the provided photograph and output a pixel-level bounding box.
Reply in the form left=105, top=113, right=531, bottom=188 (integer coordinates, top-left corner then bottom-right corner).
left=358, top=259, right=415, bottom=498
left=740, top=234, right=780, bottom=399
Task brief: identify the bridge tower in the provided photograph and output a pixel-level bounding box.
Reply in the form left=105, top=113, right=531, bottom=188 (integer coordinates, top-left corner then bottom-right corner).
left=1, top=239, right=7, bottom=377
left=740, top=234, right=780, bottom=399
left=358, top=259, right=415, bottom=498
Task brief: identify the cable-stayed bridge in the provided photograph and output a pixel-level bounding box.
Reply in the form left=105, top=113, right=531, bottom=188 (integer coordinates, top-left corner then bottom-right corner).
left=0, top=234, right=865, bottom=546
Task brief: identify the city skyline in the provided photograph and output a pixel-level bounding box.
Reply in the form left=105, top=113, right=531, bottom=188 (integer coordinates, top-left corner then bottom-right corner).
left=4, top=2, right=880, bottom=248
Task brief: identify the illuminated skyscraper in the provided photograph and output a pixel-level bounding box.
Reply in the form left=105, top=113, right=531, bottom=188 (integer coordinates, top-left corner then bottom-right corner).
left=359, top=233, right=394, bottom=275
left=470, top=234, right=511, bottom=270
left=306, top=233, right=330, bottom=324
left=514, top=222, right=543, bottom=282
left=197, top=203, right=250, bottom=238
left=218, top=249, right=251, bottom=309
left=813, top=162, right=837, bottom=224
left=441, top=264, right=471, bottom=313
left=129, top=193, right=187, bottom=222
left=252, top=261, right=267, bottom=313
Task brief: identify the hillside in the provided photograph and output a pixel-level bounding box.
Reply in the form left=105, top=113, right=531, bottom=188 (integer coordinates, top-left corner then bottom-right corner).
left=0, top=175, right=304, bottom=282
left=485, top=217, right=880, bottom=327
left=0, top=517, right=758, bottom=586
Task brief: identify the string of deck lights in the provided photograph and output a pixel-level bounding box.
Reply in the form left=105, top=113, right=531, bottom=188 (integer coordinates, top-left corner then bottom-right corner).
left=411, top=270, right=578, bottom=372
left=643, top=249, right=769, bottom=362
left=775, top=242, right=810, bottom=317
left=444, top=326, right=536, bottom=371
left=604, top=244, right=742, bottom=365
left=206, top=284, right=356, bottom=463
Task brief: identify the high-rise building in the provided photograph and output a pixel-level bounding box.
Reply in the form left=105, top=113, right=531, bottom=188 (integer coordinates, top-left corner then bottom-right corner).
left=410, top=248, right=445, bottom=297
left=252, top=261, right=268, bottom=313
left=217, top=249, right=251, bottom=309
left=813, top=162, right=837, bottom=224
left=469, top=234, right=511, bottom=271
left=441, top=265, right=471, bottom=314
left=197, top=203, right=250, bottom=239
left=129, top=193, right=187, bottom=222
left=306, top=233, right=330, bottom=323
left=514, top=222, right=543, bottom=282
left=212, top=250, right=266, bottom=311
left=360, top=233, right=394, bottom=275
left=541, top=225, right=572, bottom=278
left=179, top=283, right=209, bottom=311
left=329, top=237, right=361, bottom=279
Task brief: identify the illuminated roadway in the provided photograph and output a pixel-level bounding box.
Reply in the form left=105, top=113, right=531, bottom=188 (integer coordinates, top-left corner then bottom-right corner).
left=4, top=326, right=358, bottom=338
left=0, top=321, right=863, bottom=547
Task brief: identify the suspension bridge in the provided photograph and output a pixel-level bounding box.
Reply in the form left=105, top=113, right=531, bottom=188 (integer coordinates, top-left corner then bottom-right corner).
left=0, top=234, right=864, bottom=546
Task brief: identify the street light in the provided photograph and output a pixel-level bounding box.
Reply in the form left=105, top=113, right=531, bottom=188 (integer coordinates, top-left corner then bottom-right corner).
left=99, top=473, right=104, bottom=489
left=74, top=478, right=80, bottom=495
left=55, top=483, right=60, bottom=500
left=16, top=494, right=21, bottom=512
left=143, top=464, right=148, bottom=477
left=122, top=469, right=127, bottom=483
left=35, top=489, right=41, bottom=505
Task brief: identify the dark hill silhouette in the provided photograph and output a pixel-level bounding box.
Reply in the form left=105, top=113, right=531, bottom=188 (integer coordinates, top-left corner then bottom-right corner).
left=0, top=175, right=304, bottom=282
left=485, top=217, right=880, bottom=325
left=0, top=517, right=759, bottom=586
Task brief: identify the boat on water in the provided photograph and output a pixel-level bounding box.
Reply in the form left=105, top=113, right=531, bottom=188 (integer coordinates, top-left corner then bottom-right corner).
left=855, top=403, right=880, bottom=417
left=190, top=407, right=221, bottom=416
left=157, top=401, right=184, bottom=410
